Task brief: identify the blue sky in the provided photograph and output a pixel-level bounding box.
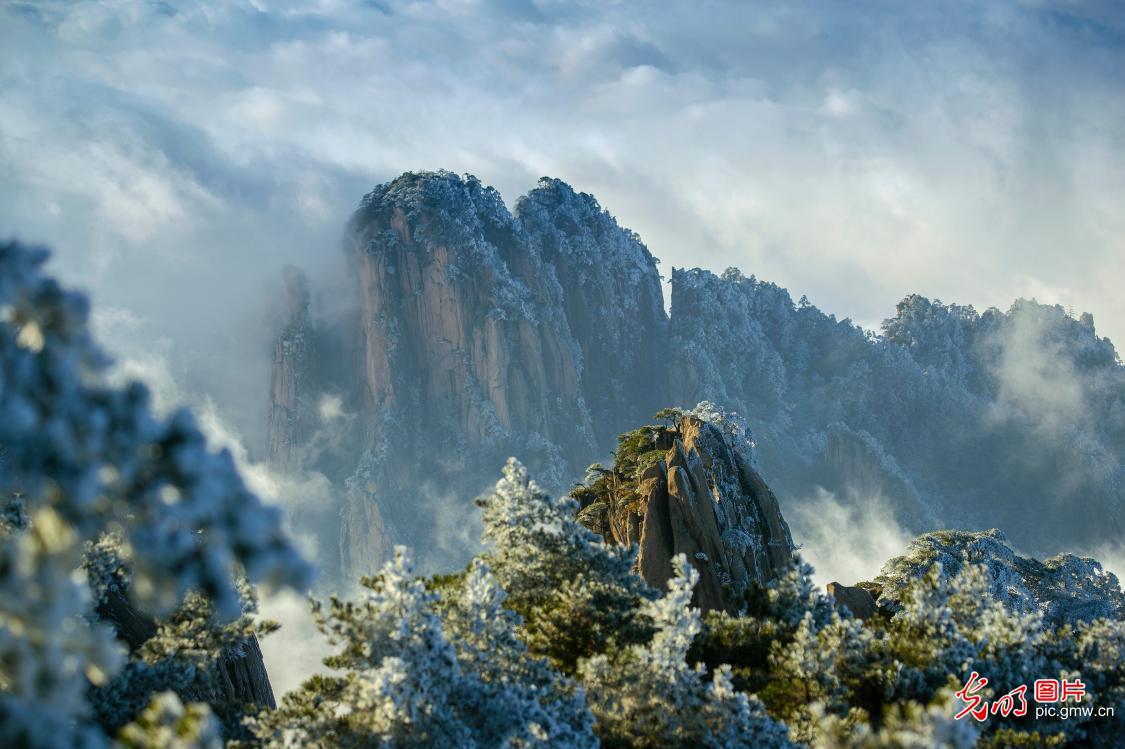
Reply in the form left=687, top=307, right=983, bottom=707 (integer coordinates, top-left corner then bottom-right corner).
left=2, top=0, right=1124, bottom=440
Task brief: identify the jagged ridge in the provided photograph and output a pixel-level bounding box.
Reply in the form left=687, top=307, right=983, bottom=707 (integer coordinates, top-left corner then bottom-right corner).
left=268, top=170, right=1125, bottom=581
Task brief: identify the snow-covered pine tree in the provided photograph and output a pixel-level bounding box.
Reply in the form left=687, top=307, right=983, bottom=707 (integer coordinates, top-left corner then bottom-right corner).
left=0, top=242, right=312, bottom=748
left=116, top=692, right=223, bottom=749
left=244, top=547, right=595, bottom=748
left=476, top=457, right=655, bottom=672
left=580, top=554, right=794, bottom=748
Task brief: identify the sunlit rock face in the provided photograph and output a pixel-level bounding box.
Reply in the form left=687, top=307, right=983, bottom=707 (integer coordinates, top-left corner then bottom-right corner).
left=267, top=171, right=676, bottom=578
left=340, top=172, right=602, bottom=573
left=347, top=172, right=593, bottom=462
left=576, top=411, right=795, bottom=612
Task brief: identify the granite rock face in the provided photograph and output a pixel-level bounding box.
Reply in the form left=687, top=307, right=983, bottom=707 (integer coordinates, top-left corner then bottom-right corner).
left=266, top=266, right=314, bottom=472
left=271, top=172, right=674, bottom=577
left=347, top=172, right=592, bottom=457
left=336, top=173, right=600, bottom=573
left=576, top=411, right=795, bottom=612
left=516, top=179, right=668, bottom=447
left=267, top=169, right=1125, bottom=584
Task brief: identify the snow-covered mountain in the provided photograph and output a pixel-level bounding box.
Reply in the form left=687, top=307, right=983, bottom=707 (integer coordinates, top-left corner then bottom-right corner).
left=267, top=170, right=1125, bottom=581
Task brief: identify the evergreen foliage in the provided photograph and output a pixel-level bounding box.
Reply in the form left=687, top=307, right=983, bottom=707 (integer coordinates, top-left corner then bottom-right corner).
left=246, top=458, right=1124, bottom=748
left=478, top=458, right=656, bottom=673
left=244, top=546, right=595, bottom=748
left=579, top=555, right=794, bottom=748
left=0, top=242, right=311, bottom=747
left=117, top=693, right=223, bottom=749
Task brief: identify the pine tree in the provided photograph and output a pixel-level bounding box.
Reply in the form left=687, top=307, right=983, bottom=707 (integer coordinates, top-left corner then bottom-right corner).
left=477, top=458, right=655, bottom=672
left=0, top=242, right=311, bottom=748
left=580, top=555, right=794, bottom=748
left=116, top=692, right=223, bottom=749
left=245, top=547, right=596, bottom=748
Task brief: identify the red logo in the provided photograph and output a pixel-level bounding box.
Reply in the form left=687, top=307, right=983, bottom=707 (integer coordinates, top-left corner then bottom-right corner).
left=990, top=685, right=1028, bottom=717
left=954, top=671, right=990, bottom=722
left=1062, top=678, right=1086, bottom=703
left=1034, top=679, right=1059, bottom=703
left=956, top=674, right=1083, bottom=721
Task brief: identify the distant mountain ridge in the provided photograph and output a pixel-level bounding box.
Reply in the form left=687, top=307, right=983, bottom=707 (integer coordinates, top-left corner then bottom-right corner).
left=267, top=170, right=1125, bottom=581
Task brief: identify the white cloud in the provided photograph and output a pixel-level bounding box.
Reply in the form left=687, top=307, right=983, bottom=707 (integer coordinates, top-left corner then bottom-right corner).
left=790, top=487, right=913, bottom=589
left=1088, top=543, right=1125, bottom=583
left=318, top=393, right=345, bottom=421
left=2, top=0, right=1119, bottom=476
left=257, top=588, right=332, bottom=698
left=5, top=2, right=1121, bottom=361
left=2, top=0, right=1123, bottom=541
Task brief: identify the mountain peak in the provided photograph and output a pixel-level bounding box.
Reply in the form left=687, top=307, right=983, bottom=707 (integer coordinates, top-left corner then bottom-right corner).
left=272, top=171, right=1125, bottom=581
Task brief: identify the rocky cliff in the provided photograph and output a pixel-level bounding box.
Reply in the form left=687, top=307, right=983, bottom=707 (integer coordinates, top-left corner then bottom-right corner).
left=516, top=179, right=668, bottom=447
left=337, top=173, right=598, bottom=572
left=266, top=171, right=691, bottom=579
left=267, top=169, right=1125, bottom=582
left=266, top=266, right=314, bottom=472
left=346, top=172, right=592, bottom=458
left=665, top=265, right=1125, bottom=554
left=575, top=409, right=794, bottom=612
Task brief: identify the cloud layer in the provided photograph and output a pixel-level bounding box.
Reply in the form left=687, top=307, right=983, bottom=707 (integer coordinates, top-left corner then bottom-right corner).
left=3, top=0, right=1123, bottom=469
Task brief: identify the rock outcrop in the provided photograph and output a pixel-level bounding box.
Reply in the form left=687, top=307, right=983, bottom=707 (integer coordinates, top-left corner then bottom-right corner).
left=96, top=588, right=275, bottom=736
left=267, top=266, right=314, bottom=472
left=867, top=529, right=1125, bottom=626
left=826, top=582, right=878, bottom=620
left=576, top=409, right=794, bottom=612
left=347, top=172, right=593, bottom=460
left=335, top=172, right=600, bottom=572
left=666, top=267, right=1125, bottom=556
left=266, top=169, right=1125, bottom=584
left=269, top=171, right=677, bottom=579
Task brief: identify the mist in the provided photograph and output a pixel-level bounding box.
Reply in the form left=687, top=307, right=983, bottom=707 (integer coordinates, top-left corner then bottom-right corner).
left=7, top=0, right=1123, bottom=558
left=788, top=487, right=913, bottom=590
left=5, top=2, right=1125, bottom=403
